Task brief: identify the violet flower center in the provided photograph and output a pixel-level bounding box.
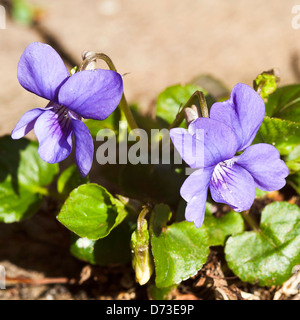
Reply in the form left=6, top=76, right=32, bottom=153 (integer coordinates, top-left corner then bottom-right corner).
left=52, top=103, right=81, bottom=121
left=211, top=158, right=236, bottom=189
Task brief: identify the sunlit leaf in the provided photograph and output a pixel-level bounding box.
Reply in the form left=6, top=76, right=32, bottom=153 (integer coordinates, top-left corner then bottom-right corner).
left=253, top=117, right=300, bottom=155
left=156, top=84, right=214, bottom=128
left=150, top=204, right=209, bottom=288
left=225, top=202, right=300, bottom=286
left=203, top=204, right=244, bottom=246
left=58, top=183, right=128, bottom=240
left=265, top=84, right=300, bottom=121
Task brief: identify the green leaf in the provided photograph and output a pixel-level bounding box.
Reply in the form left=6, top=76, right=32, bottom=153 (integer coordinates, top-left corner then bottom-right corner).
left=57, top=164, right=88, bottom=197
left=176, top=202, right=244, bottom=246
left=285, top=145, right=300, bottom=174
left=286, top=159, right=300, bottom=174
left=156, top=84, right=213, bottom=128
left=150, top=204, right=210, bottom=288
left=225, top=202, right=300, bottom=286
left=253, top=117, right=300, bottom=155
left=70, top=222, right=132, bottom=266
left=203, top=204, right=244, bottom=246
left=0, top=136, right=59, bottom=223
left=57, top=183, right=128, bottom=240
left=265, top=85, right=300, bottom=121
left=286, top=144, right=300, bottom=161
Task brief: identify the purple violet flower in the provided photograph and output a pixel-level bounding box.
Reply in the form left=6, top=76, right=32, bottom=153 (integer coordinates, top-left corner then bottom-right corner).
left=170, top=83, right=289, bottom=228
left=11, top=42, right=123, bottom=177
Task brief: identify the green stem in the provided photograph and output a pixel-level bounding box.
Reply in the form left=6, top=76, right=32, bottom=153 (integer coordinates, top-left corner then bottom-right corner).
left=118, top=94, right=139, bottom=130
left=241, top=211, right=260, bottom=232
left=80, top=53, right=138, bottom=130
left=241, top=212, right=283, bottom=252
left=116, top=194, right=143, bottom=216
left=168, top=90, right=209, bottom=129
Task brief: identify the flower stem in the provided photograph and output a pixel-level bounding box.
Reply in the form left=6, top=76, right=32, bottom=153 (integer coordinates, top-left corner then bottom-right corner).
left=241, top=211, right=260, bottom=232
left=168, top=90, right=209, bottom=129
left=116, top=194, right=143, bottom=216
left=80, top=52, right=138, bottom=130
left=118, top=94, right=139, bottom=130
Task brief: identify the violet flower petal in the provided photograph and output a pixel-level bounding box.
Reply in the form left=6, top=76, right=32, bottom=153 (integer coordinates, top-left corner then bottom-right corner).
left=34, top=108, right=73, bottom=163
left=209, top=163, right=256, bottom=212
left=185, top=192, right=208, bottom=228
left=17, top=42, right=69, bottom=102
left=210, top=83, right=265, bottom=151
left=235, top=143, right=289, bottom=191
left=180, top=167, right=214, bottom=228
left=170, top=118, right=238, bottom=168
left=169, top=127, right=205, bottom=168
left=71, top=117, right=94, bottom=177
left=58, top=69, right=123, bottom=120
left=11, top=108, right=45, bottom=139
left=180, top=167, right=214, bottom=202
left=189, top=118, right=239, bottom=166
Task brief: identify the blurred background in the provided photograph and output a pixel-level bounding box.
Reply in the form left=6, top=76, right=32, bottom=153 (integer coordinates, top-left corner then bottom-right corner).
left=1, top=0, right=300, bottom=135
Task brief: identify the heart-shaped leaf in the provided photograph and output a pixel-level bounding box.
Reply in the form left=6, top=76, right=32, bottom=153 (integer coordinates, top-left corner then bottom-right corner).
left=225, top=202, right=300, bottom=286
left=57, top=183, right=128, bottom=240
left=150, top=204, right=210, bottom=288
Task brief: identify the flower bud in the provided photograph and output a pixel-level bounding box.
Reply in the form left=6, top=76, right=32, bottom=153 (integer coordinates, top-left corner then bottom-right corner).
left=130, top=219, right=153, bottom=285
left=253, top=68, right=280, bottom=100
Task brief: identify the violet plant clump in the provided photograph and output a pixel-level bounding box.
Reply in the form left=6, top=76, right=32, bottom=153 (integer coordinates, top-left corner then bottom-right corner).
left=11, top=42, right=123, bottom=176
left=1, top=41, right=300, bottom=295
left=170, top=83, right=289, bottom=227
